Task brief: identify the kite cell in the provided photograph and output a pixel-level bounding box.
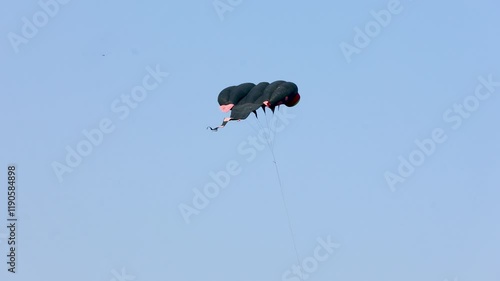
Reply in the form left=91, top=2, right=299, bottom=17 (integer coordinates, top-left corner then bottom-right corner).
left=208, top=80, right=300, bottom=131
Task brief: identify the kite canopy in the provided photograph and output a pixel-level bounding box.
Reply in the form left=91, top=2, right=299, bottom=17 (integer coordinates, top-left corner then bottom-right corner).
left=208, top=81, right=300, bottom=131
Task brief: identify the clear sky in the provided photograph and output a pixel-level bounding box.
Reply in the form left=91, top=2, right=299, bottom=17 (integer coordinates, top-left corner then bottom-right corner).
left=1, top=0, right=499, bottom=280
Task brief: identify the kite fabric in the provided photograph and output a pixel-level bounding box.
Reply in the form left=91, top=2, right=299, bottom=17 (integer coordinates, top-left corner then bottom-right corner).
left=208, top=80, right=300, bottom=131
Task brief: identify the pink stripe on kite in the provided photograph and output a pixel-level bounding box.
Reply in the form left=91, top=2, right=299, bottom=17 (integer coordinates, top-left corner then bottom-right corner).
left=220, top=104, right=234, bottom=112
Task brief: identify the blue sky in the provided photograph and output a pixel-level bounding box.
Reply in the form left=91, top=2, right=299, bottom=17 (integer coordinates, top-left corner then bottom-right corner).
left=1, top=0, right=499, bottom=280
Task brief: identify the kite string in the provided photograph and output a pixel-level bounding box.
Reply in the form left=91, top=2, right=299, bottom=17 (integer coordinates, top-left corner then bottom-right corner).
left=257, top=117, right=302, bottom=270
left=271, top=148, right=302, bottom=271
left=264, top=110, right=276, bottom=152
